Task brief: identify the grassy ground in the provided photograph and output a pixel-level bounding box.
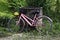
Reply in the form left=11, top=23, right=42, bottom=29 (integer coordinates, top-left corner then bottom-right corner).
left=0, top=33, right=60, bottom=40
left=0, top=22, right=60, bottom=40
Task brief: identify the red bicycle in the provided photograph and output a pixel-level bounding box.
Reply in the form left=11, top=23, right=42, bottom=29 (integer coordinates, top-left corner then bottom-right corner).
left=7, top=7, right=52, bottom=34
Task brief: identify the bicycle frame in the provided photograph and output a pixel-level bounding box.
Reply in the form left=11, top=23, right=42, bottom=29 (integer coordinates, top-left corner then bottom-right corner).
left=18, top=13, right=37, bottom=26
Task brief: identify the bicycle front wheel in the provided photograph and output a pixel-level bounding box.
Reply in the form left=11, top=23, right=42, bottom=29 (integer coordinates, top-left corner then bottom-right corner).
left=36, top=15, right=52, bottom=35
left=7, top=18, right=25, bottom=32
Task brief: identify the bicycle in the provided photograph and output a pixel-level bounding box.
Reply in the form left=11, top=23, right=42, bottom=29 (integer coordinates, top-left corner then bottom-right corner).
left=7, top=7, right=53, bottom=34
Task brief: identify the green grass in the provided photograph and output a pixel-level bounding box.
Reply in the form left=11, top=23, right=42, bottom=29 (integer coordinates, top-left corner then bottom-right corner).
left=0, top=22, right=60, bottom=37
left=0, top=27, right=12, bottom=37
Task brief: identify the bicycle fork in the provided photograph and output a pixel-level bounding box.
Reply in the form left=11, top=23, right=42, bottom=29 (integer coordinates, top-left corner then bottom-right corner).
left=16, top=16, right=21, bottom=25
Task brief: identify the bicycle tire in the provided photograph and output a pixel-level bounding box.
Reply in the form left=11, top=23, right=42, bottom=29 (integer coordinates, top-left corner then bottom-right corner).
left=7, top=18, right=25, bottom=32
left=36, top=15, right=53, bottom=35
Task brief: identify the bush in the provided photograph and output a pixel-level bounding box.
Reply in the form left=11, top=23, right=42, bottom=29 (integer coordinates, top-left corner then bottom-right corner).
left=52, top=22, right=60, bottom=35
left=8, top=0, right=27, bottom=12
left=0, top=12, right=14, bottom=27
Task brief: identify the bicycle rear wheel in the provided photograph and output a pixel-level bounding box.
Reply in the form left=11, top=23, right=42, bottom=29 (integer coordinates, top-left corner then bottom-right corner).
left=7, top=18, right=25, bottom=32
left=36, top=15, right=52, bottom=35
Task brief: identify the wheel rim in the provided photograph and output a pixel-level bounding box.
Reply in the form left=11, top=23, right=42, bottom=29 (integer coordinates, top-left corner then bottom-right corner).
left=7, top=19, right=17, bottom=32
left=18, top=18, right=25, bottom=32
left=36, top=17, right=52, bottom=35
left=7, top=18, right=25, bottom=32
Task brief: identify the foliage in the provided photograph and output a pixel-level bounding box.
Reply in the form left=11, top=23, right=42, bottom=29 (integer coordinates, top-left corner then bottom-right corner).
left=0, top=27, right=12, bottom=37
left=0, top=0, right=60, bottom=36
left=26, top=0, right=46, bottom=7
left=8, top=0, right=28, bottom=12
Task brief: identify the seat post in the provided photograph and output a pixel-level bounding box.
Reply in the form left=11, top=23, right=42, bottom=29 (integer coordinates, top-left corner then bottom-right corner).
left=39, top=7, right=43, bottom=16
left=39, top=7, right=43, bottom=25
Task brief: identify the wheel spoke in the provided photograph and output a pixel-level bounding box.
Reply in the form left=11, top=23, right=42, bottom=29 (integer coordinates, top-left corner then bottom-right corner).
left=36, top=16, right=52, bottom=35
left=7, top=18, right=25, bottom=32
